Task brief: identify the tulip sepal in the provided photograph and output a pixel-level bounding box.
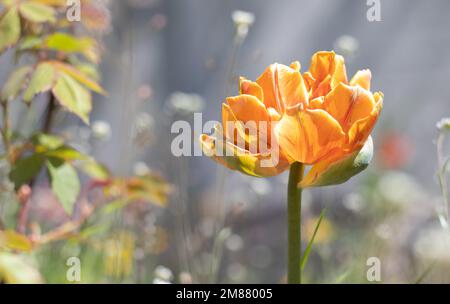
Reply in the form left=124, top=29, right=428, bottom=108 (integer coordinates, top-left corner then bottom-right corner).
left=300, top=136, right=374, bottom=188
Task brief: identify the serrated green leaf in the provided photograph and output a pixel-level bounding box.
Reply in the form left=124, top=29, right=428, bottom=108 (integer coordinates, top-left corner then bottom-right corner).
left=1, top=65, right=32, bottom=101
left=47, top=158, right=80, bottom=216
left=75, top=63, right=100, bottom=82
left=52, top=73, right=92, bottom=124
left=0, top=8, right=20, bottom=53
left=9, top=153, right=46, bottom=189
left=300, top=137, right=374, bottom=188
left=23, top=63, right=56, bottom=103
left=19, top=2, right=56, bottom=23
left=51, top=61, right=105, bottom=94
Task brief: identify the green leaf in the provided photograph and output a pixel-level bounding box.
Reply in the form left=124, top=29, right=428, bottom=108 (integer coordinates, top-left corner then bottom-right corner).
left=44, top=146, right=87, bottom=162
left=19, top=2, right=56, bottom=23
left=75, top=63, right=100, bottom=82
left=44, top=33, right=99, bottom=63
left=300, top=136, right=374, bottom=188
left=0, top=8, right=20, bottom=53
left=79, top=159, right=110, bottom=180
left=19, top=36, right=44, bottom=50
left=9, top=153, right=46, bottom=189
left=47, top=158, right=80, bottom=215
left=23, top=63, right=56, bottom=103
left=1, top=65, right=32, bottom=101
left=32, top=133, right=64, bottom=150
left=52, top=73, right=92, bottom=124
left=301, top=209, right=326, bottom=272
left=44, top=32, right=93, bottom=52
left=51, top=61, right=106, bottom=94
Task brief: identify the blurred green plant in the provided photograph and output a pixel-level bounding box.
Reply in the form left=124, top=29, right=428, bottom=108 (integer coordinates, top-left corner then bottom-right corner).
left=0, top=0, right=170, bottom=283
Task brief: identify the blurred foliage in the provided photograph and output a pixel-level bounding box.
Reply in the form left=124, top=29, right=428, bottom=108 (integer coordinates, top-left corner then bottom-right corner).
left=0, top=0, right=170, bottom=283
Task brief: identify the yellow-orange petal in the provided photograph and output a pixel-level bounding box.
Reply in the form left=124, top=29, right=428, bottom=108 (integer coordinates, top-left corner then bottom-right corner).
left=275, top=109, right=345, bottom=164
left=226, top=94, right=270, bottom=123
left=256, top=63, right=308, bottom=113
left=347, top=92, right=383, bottom=149
left=350, top=69, right=372, bottom=91
left=199, top=131, right=290, bottom=177
left=311, top=75, right=331, bottom=99
left=290, top=61, right=301, bottom=71
left=303, top=71, right=315, bottom=92
left=277, top=64, right=309, bottom=109
left=256, top=64, right=280, bottom=111
left=239, top=77, right=264, bottom=101
left=222, top=103, right=241, bottom=143
left=323, top=83, right=376, bottom=131
left=224, top=95, right=273, bottom=151
left=267, top=107, right=282, bottom=121
left=308, top=51, right=348, bottom=90
left=309, top=96, right=325, bottom=109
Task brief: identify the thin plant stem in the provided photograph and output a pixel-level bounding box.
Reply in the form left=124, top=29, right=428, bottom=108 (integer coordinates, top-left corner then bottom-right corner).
left=209, top=27, right=247, bottom=283
left=42, top=94, right=56, bottom=133
left=437, top=133, right=449, bottom=224
left=287, top=162, right=304, bottom=284
left=1, top=100, right=11, bottom=161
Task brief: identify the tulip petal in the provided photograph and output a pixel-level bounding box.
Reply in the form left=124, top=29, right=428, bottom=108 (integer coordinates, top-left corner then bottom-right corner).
left=256, top=64, right=280, bottom=111
left=308, top=51, right=348, bottom=89
left=200, top=126, right=289, bottom=177
left=275, top=109, right=345, bottom=164
left=350, top=69, right=372, bottom=91
left=277, top=64, right=309, bottom=109
left=347, top=92, right=383, bottom=149
left=226, top=94, right=270, bottom=123
left=309, top=96, right=325, bottom=110
left=290, top=61, right=301, bottom=71
left=303, top=71, right=315, bottom=92
left=323, top=83, right=376, bottom=132
left=256, top=63, right=308, bottom=112
left=239, top=77, right=263, bottom=101
left=300, top=136, right=373, bottom=188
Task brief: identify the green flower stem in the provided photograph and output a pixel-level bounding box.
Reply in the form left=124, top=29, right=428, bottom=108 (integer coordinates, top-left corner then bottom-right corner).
left=287, top=162, right=305, bottom=284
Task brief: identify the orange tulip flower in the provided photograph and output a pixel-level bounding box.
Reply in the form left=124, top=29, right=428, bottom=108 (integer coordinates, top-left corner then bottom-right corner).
left=200, top=50, right=383, bottom=284
left=201, top=51, right=383, bottom=183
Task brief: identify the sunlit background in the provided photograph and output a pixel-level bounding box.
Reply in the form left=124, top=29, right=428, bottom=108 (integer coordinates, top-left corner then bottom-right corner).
left=1, top=0, right=450, bottom=283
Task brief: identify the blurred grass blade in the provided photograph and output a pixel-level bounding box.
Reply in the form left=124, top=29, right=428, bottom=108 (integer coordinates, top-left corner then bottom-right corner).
left=301, top=209, right=326, bottom=272
left=414, top=262, right=435, bottom=284
left=334, top=269, right=352, bottom=284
